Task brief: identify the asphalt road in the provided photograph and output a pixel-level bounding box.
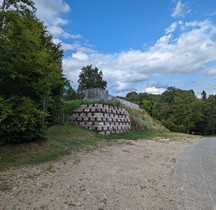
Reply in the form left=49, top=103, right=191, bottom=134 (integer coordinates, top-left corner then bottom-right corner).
left=173, top=138, right=216, bottom=210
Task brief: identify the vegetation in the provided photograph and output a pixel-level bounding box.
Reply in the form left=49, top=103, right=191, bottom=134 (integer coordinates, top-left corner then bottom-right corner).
left=0, top=1, right=208, bottom=172
left=0, top=0, right=65, bottom=143
left=125, top=87, right=216, bottom=135
left=63, top=79, right=79, bottom=101
left=0, top=97, right=200, bottom=171
left=78, top=65, right=107, bottom=93
left=126, top=108, right=167, bottom=132
left=0, top=124, right=100, bottom=171
left=0, top=123, right=196, bottom=171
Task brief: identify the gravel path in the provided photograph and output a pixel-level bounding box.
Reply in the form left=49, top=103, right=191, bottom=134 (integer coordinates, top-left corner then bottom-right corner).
left=0, top=139, right=191, bottom=210
left=173, top=137, right=216, bottom=210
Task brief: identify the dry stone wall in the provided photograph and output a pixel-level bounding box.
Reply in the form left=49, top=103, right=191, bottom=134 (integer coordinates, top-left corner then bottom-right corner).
left=69, top=103, right=131, bottom=134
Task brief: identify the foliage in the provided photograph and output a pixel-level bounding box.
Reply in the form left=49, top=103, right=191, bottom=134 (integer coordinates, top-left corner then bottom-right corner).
left=0, top=0, right=35, bottom=14
left=140, top=100, right=153, bottom=116
left=201, top=90, right=207, bottom=101
left=0, top=124, right=100, bottom=170
left=0, top=0, right=65, bottom=142
left=126, top=91, right=140, bottom=102
left=203, top=95, right=216, bottom=134
left=78, top=65, right=107, bottom=92
left=63, top=79, right=79, bottom=101
left=153, top=88, right=204, bottom=134
left=125, top=86, right=216, bottom=135
left=0, top=97, right=44, bottom=143
left=0, top=122, right=199, bottom=171
left=126, top=108, right=167, bottom=132
left=170, top=91, right=203, bottom=133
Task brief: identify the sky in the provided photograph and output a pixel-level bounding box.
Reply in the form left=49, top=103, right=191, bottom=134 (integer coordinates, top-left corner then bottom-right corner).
left=12, top=0, right=216, bottom=96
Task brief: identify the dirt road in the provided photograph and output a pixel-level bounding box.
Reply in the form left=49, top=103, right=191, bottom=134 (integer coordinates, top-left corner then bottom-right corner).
left=0, top=139, right=194, bottom=210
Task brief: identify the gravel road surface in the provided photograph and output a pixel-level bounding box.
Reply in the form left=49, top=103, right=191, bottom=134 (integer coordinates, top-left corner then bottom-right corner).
left=173, top=137, right=216, bottom=210
left=0, top=139, right=189, bottom=210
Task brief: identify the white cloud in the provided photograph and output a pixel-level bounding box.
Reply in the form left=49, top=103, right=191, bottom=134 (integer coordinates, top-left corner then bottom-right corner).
left=34, top=0, right=81, bottom=39
left=144, top=87, right=166, bottom=95
left=72, top=52, right=89, bottom=61
left=34, top=0, right=70, bottom=20
left=3, top=0, right=216, bottom=96
left=165, top=22, right=178, bottom=34
left=207, top=67, right=216, bottom=76
left=171, top=1, right=184, bottom=18
left=63, top=20, right=216, bottom=95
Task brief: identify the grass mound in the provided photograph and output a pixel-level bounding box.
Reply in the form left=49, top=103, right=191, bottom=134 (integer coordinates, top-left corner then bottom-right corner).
left=126, top=108, right=168, bottom=132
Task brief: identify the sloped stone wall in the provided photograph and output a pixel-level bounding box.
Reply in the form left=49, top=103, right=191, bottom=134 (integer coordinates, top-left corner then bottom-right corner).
left=69, top=103, right=131, bottom=134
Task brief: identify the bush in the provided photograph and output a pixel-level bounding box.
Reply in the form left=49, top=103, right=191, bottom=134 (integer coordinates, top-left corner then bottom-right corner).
left=0, top=97, right=45, bottom=143
left=162, top=120, right=186, bottom=133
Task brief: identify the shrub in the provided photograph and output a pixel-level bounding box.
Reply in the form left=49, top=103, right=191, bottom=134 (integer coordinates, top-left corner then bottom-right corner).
left=0, top=97, right=45, bottom=143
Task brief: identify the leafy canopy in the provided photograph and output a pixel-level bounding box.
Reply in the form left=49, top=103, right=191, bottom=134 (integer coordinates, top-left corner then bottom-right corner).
left=78, top=65, right=107, bottom=92
left=0, top=0, right=65, bottom=143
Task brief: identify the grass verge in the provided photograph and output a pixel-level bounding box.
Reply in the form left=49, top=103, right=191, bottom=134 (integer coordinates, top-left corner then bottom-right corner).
left=0, top=124, right=100, bottom=171
left=0, top=123, right=200, bottom=171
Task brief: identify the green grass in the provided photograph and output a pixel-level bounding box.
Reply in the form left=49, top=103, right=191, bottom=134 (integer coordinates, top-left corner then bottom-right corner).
left=126, top=108, right=168, bottom=132
left=0, top=124, right=101, bottom=171
left=0, top=101, right=200, bottom=171
left=0, top=123, right=199, bottom=171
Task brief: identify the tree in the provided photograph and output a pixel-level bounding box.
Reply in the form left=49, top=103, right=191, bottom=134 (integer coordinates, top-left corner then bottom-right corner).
left=203, top=95, right=216, bottom=135
left=152, top=87, right=204, bottom=134
left=63, top=80, right=78, bottom=101
left=126, top=91, right=140, bottom=103
left=0, top=0, right=65, bottom=142
left=201, top=90, right=207, bottom=101
left=170, top=91, right=203, bottom=134
left=140, top=100, right=153, bottom=116
left=78, top=65, right=107, bottom=92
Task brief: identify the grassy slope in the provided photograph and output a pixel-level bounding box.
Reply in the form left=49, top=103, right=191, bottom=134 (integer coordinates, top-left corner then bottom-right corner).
left=0, top=100, right=199, bottom=171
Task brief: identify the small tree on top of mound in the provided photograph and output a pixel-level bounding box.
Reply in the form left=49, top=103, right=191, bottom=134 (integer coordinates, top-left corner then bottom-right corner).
left=78, top=65, right=107, bottom=92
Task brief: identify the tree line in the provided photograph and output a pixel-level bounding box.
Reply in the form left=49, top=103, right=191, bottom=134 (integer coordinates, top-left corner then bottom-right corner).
left=0, top=1, right=107, bottom=146
left=125, top=88, right=216, bottom=135
left=0, top=0, right=65, bottom=142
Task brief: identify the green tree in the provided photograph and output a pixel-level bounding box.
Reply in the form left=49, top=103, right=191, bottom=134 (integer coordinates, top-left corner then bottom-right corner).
left=201, top=90, right=207, bottom=101
left=152, top=87, right=178, bottom=121
left=63, top=80, right=78, bottom=101
left=140, top=100, right=153, bottom=116
left=152, top=102, right=172, bottom=121
left=203, top=95, right=216, bottom=135
left=0, top=0, right=65, bottom=142
left=125, top=91, right=140, bottom=102
left=78, top=65, right=107, bottom=92
left=152, top=87, right=204, bottom=134
left=170, top=91, right=203, bottom=134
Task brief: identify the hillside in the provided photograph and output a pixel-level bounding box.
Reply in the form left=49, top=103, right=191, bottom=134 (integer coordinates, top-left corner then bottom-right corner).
left=126, top=107, right=168, bottom=132
left=64, top=100, right=168, bottom=133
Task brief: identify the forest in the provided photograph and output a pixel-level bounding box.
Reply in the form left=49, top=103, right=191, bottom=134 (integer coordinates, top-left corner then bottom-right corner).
left=124, top=88, right=216, bottom=135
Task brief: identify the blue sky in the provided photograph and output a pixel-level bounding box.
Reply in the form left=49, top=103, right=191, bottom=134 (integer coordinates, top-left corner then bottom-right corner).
left=33, top=0, right=216, bottom=96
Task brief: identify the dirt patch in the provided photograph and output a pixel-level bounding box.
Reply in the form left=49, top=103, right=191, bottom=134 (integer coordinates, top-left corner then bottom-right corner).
left=0, top=139, right=194, bottom=210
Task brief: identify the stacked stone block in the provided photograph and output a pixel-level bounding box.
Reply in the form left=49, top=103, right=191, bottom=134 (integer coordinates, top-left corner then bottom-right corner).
left=70, top=103, right=131, bottom=134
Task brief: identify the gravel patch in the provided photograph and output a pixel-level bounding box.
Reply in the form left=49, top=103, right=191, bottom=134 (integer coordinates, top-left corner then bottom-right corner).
left=0, top=139, right=191, bottom=210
